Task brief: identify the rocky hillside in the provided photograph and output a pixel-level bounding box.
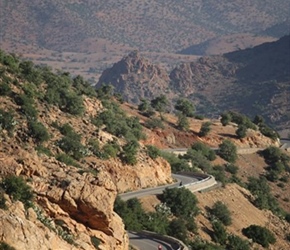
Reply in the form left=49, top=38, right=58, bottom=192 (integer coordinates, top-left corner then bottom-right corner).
left=96, top=35, right=290, bottom=132
left=0, top=51, right=173, bottom=250
left=1, top=50, right=290, bottom=249
left=1, top=0, right=289, bottom=53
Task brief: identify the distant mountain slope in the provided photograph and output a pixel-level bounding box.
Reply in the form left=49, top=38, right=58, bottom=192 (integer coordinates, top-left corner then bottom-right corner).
left=97, top=35, right=290, bottom=131
left=1, top=0, right=289, bottom=53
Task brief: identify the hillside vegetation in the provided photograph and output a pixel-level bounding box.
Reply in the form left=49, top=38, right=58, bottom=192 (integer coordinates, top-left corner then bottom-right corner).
left=97, top=35, right=290, bottom=132
left=0, top=51, right=290, bottom=249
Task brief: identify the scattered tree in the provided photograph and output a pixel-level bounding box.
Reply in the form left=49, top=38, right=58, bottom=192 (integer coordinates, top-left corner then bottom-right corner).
left=174, top=98, right=195, bottom=117
left=218, top=139, right=237, bottom=163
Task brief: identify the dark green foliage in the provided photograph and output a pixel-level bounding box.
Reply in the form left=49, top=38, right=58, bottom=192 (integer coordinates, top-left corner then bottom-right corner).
left=114, top=197, right=146, bottom=231
left=209, top=165, right=227, bottom=187
left=0, top=242, right=16, bottom=250
left=161, top=187, right=199, bottom=218
left=191, top=142, right=216, bottom=161
left=102, top=141, right=120, bottom=159
left=262, top=146, right=290, bottom=182
left=285, top=213, right=290, bottom=223
left=262, top=146, right=290, bottom=165
left=19, top=61, right=43, bottom=86
left=174, top=98, right=195, bottom=117
left=114, top=197, right=170, bottom=234
left=146, top=145, right=160, bottom=159
left=242, top=225, right=276, bottom=247
left=253, top=115, right=264, bottom=126
left=2, top=53, right=19, bottom=74
left=160, top=151, right=190, bottom=172
left=42, top=70, right=85, bottom=115
left=236, top=124, right=247, bottom=138
left=28, top=120, right=50, bottom=144
left=14, top=94, right=38, bottom=120
left=168, top=218, right=188, bottom=243
left=225, top=164, right=239, bottom=175
left=56, top=154, right=81, bottom=168
left=92, top=102, right=145, bottom=141
left=58, top=123, right=81, bottom=139
left=151, top=95, right=168, bottom=119
left=227, top=111, right=256, bottom=130
left=96, top=84, right=114, bottom=99
left=210, top=201, right=232, bottom=226
left=183, top=149, right=212, bottom=172
left=138, top=98, right=150, bottom=112
left=144, top=117, right=164, bottom=129
left=220, top=112, right=231, bottom=126
left=0, top=175, right=33, bottom=208
left=177, top=113, right=190, bottom=131
left=87, top=139, right=101, bottom=157
left=247, top=176, right=283, bottom=215
left=259, top=124, right=279, bottom=140
left=90, top=236, right=101, bottom=249
left=35, top=145, right=52, bottom=156
left=227, top=235, right=250, bottom=250
left=72, top=75, right=96, bottom=97
left=218, top=139, right=237, bottom=163
left=199, top=122, right=211, bottom=137
left=0, top=109, right=16, bottom=135
left=190, top=239, right=225, bottom=250
left=57, top=135, right=86, bottom=160
left=0, top=190, right=7, bottom=210
left=0, top=81, right=12, bottom=96
left=151, top=95, right=168, bottom=113
left=121, top=140, right=139, bottom=165
left=211, top=220, right=228, bottom=245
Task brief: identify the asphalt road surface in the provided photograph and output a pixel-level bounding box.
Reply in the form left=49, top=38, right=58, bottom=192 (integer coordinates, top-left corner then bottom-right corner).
left=119, top=173, right=200, bottom=249
left=128, top=231, right=179, bottom=250
left=119, top=174, right=198, bottom=201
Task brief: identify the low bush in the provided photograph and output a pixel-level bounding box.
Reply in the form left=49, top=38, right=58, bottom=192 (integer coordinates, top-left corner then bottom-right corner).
left=242, top=225, right=276, bottom=247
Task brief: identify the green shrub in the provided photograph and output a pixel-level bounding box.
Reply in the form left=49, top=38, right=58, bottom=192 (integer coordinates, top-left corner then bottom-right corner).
left=177, top=113, right=190, bottom=131
left=199, top=122, right=211, bottom=137
left=56, top=154, right=81, bottom=168
left=0, top=190, right=7, bottom=210
left=146, top=145, right=160, bottom=159
left=211, top=220, right=228, bottom=245
left=102, top=141, right=120, bottom=159
left=0, top=242, right=16, bottom=250
left=57, top=136, right=86, bottom=160
left=191, top=142, right=216, bottom=161
left=218, top=139, right=237, bottom=163
left=35, top=145, right=52, bottom=156
left=0, top=175, right=33, bottom=208
left=0, top=82, right=12, bottom=96
left=236, top=125, right=247, bottom=138
left=160, top=151, right=190, bottom=172
left=168, top=218, right=188, bottom=243
left=227, top=234, right=250, bottom=250
left=121, top=140, right=139, bottom=165
left=28, top=120, right=50, bottom=144
left=144, top=117, right=165, bottom=129
left=220, top=112, right=231, bottom=126
left=242, top=225, right=276, bottom=247
left=210, top=201, right=232, bottom=226
left=225, top=163, right=239, bottom=175
left=161, top=187, right=199, bottom=218
left=0, top=109, right=16, bottom=135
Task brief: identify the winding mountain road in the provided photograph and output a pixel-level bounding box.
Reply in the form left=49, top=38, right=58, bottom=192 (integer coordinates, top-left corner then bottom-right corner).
left=119, top=173, right=212, bottom=250
left=119, top=174, right=198, bottom=201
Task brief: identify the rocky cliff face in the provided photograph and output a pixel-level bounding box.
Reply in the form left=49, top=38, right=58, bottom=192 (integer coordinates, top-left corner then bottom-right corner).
left=97, top=51, right=172, bottom=104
